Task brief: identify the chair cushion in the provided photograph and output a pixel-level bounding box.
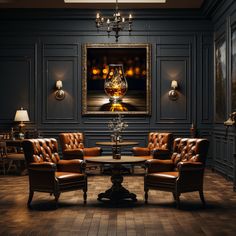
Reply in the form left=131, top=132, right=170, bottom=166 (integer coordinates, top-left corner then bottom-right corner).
left=146, top=172, right=179, bottom=184
left=56, top=172, right=85, bottom=183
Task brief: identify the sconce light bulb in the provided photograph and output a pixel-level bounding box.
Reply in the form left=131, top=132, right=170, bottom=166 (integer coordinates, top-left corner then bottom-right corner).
left=56, top=80, right=63, bottom=89
left=171, top=80, right=178, bottom=89
left=55, top=80, right=65, bottom=100
left=169, top=80, right=178, bottom=101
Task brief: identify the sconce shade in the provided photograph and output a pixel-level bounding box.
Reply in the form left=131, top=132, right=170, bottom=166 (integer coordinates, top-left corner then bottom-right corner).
left=171, top=80, right=178, bottom=89
left=55, top=80, right=65, bottom=100
left=14, top=108, right=30, bottom=122
left=56, top=80, right=63, bottom=89
left=168, top=80, right=178, bottom=101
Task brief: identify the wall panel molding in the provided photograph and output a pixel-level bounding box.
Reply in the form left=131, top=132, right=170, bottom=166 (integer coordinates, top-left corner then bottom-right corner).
left=0, top=43, right=37, bottom=128
left=42, top=43, right=79, bottom=124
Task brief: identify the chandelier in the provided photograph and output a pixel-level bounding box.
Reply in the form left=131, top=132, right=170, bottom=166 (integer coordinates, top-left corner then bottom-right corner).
left=95, top=0, right=133, bottom=42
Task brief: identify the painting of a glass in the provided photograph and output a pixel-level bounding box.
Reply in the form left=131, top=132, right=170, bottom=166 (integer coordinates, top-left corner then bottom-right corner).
left=215, top=39, right=226, bottom=122
left=82, top=44, right=151, bottom=115
left=232, top=30, right=236, bottom=112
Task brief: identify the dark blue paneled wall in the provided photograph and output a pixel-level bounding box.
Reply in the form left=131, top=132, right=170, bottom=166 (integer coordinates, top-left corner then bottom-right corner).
left=209, top=0, right=236, bottom=183
left=0, top=8, right=213, bottom=158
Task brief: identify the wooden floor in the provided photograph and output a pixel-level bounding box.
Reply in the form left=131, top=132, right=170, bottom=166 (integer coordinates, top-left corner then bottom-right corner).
left=0, top=168, right=236, bottom=236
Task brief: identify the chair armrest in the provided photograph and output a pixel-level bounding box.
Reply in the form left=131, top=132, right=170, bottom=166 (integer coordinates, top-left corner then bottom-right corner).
left=145, top=159, right=174, bottom=173
left=177, top=161, right=204, bottom=171
left=57, top=159, right=86, bottom=173
left=63, top=149, right=84, bottom=159
left=152, top=148, right=170, bottom=160
left=28, top=162, right=57, bottom=172
left=177, top=162, right=205, bottom=187
left=132, top=147, right=150, bottom=156
left=84, top=147, right=102, bottom=156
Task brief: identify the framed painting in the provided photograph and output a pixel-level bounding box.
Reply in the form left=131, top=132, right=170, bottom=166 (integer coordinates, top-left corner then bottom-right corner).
left=232, top=28, right=236, bottom=112
left=82, top=43, right=151, bottom=115
left=215, top=38, right=227, bottom=122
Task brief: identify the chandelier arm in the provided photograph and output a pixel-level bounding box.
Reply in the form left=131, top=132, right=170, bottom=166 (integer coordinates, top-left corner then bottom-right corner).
left=95, top=0, right=132, bottom=42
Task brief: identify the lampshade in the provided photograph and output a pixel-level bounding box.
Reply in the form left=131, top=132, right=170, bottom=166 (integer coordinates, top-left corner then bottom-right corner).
left=56, top=80, right=63, bottom=89
left=14, top=108, right=30, bottom=122
left=171, top=80, right=178, bottom=89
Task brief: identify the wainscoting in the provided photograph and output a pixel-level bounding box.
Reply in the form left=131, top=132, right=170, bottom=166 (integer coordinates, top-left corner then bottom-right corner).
left=1, top=0, right=236, bottom=183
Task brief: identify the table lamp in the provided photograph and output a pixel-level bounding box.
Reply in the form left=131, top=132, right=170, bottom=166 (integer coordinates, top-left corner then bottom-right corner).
left=14, top=108, right=30, bottom=139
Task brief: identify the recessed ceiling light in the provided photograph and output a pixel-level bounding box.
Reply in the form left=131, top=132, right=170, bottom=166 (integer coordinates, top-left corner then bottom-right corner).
left=64, top=0, right=166, bottom=3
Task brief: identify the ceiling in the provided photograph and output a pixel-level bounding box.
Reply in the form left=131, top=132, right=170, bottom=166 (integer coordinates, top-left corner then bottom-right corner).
left=0, top=0, right=205, bottom=9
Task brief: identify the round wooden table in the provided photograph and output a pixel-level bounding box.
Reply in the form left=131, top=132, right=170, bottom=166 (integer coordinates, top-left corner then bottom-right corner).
left=86, top=155, right=146, bottom=203
left=96, top=141, right=138, bottom=159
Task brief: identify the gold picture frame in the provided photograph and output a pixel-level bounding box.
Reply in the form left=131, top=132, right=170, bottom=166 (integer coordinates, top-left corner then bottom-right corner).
left=82, top=43, right=151, bottom=115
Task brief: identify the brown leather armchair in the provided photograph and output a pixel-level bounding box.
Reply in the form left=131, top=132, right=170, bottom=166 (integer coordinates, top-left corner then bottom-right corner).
left=132, top=132, right=173, bottom=160
left=22, top=138, right=87, bottom=208
left=59, top=132, right=102, bottom=160
left=144, top=138, right=209, bottom=208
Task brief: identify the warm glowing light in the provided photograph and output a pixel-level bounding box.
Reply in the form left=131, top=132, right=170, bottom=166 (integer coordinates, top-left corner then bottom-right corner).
left=92, top=68, right=100, bottom=75
left=126, top=68, right=134, bottom=77
left=103, top=68, right=108, bottom=74
left=134, top=67, right=140, bottom=75
left=171, top=80, right=178, bottom=89
left=110, top=103, right=128, bottom=112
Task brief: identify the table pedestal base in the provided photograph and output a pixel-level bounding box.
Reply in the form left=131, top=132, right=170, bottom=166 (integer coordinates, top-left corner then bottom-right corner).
left=97, top=164, right=137, bottom=203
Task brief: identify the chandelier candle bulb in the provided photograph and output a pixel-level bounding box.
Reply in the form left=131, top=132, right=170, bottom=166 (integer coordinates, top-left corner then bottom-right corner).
left=95, top=0, right=133, bottom=42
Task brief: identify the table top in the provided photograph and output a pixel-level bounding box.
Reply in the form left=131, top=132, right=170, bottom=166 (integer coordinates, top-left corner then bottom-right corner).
left=85, top=155, right=146, bottom=164
left=96, top=141, right=138, bottom=146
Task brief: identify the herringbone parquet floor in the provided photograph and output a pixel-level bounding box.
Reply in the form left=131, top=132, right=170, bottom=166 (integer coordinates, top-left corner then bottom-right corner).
left=0, top=168, right=236, bottom=236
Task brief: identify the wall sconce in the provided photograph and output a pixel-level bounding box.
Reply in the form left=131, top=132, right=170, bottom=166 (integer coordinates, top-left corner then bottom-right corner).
left=224, top=112, right=236, bottom=137
left=168, top=80, right=178, bottom=101
left=14, top=107, right=30, bottom=139
left=55, top=80, right=65, bottom=100
left=224, top=112, right=236, bottom=126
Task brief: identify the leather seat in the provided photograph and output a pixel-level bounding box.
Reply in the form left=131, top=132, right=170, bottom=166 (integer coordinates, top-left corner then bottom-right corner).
left=144, top=138, right=209, bottom=208
left=132, top=132, right=173, bottom=160
left=22, top=138, right=87, bottom=208
left=59, top=132, right=102, bottom=159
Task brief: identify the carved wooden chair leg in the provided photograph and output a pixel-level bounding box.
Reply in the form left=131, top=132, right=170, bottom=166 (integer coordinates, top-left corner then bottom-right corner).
left=54, top=192, right=60, bottom=208
left=175, top=193, right=180, bottom=208
left=172, top=192, right=177, bottom=200
left=144, top=188, right=149, bottom=204
left=27, top=190, right=34, bottom=207
left=83, top=189, right=87, bottom=204
left=199, top=190, right=206, bottom=207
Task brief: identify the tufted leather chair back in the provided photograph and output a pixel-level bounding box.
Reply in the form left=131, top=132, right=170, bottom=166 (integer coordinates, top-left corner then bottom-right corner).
left=60, top=133, right=84, bottom=151
left=147, top=132, right=173, bottom=151
left=23, top=138, right=60, bottom=167
left=171, top=138, right=209, bottom=166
